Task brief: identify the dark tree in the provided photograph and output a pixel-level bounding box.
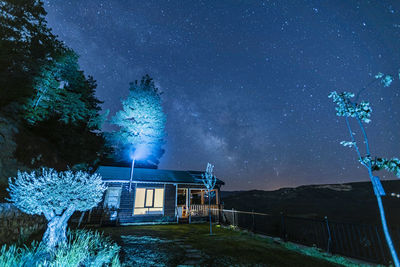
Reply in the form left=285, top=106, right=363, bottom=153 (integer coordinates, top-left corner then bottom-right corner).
left=0, top=0, right=109, bottom=173
left=0, top=0, right=63, bottom=109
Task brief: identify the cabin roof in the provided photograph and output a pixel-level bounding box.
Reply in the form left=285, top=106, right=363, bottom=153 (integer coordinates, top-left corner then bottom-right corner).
left=96, top=165, right=225, bottom=185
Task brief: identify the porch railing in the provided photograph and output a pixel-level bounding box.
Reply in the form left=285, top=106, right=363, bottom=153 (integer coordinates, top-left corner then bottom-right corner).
left=189, top=204, right=220, bottom=217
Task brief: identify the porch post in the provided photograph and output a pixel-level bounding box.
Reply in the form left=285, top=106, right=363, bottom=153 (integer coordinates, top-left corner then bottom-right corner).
left=215, top=188, right=219, bottom=205
left=201, top=190, right=205, bottom=205
left=175, top=184, right=178, bottom=223
left=188, top=188, right=191, bottom=224
left=185, top=189, right=188, bottom=215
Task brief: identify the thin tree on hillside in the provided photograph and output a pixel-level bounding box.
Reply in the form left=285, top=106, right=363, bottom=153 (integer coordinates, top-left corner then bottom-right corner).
left=202, top=163, right=217, bottom=235
left=329, top=72, right=400, bottom=266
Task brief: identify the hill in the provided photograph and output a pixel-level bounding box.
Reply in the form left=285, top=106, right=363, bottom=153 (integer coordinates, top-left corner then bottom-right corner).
left=221, top=180, right=400, bottom=225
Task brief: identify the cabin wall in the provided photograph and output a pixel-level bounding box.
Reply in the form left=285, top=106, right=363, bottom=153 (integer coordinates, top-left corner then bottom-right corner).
left=108, top=182, right=177, bottom=224
left=95, top=182, right=221, bottom=225
left=118, top=183, right=135, bottom=224
left=164, top=184, right=176, bottom=217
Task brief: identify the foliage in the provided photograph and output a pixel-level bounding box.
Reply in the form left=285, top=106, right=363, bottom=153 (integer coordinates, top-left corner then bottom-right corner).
left=282, top=242, right=362, bottom=267
left=19, top=49, right=108, bottom=170
left=111, top=75, right=166, bottom=167
left=7, top=168, right=106, bottom=250
left=49, top=230, right=121, bottom=267
left=361, top=156, right=400, bottom=178
left=23, top=50, right=106, bottom=127
left=201, top=163, right=217, bottom=193
left=329, top=71, right=400, bottom=265
left=201, top=163, right=217, bottom=235
left=8, top=169, right=105, bottom=215
left=339, top=141, right=356, bottom=148
left=328, top=91, right=372, bottom=123
left=375, top=72, right=393, bottom=87
left=0, top=0, right=63, bottom=108
left=329, top=72, right=400, bottom=179
left=0, top=230, right=121, bottom=267
left=0, top=0, right=108, bottom=173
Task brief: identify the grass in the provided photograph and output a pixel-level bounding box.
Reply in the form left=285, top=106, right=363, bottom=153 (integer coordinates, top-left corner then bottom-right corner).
left=0, top=229, right=121, bottom=267
left=98, top=223, right=363, bottom=266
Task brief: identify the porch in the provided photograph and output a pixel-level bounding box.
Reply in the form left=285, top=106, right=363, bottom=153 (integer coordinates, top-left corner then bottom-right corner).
left=176, top=188, right=221, bottom=222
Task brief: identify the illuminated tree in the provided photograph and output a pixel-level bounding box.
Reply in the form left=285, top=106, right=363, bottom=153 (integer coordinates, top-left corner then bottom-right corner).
left=7, top=168, right=106, bottom=251
left=0, top=0, right=108, bottom=174
left=17, top=49, right=108, bottom=170
left=112, top=75, right=166, bottom=167
left=23, top=50, right=105, bottom=127
left=202, top=163, right=217, bottom=235
left=0, top=0, right=63, bottom=108
left=329, top=72, right=400, bottom=266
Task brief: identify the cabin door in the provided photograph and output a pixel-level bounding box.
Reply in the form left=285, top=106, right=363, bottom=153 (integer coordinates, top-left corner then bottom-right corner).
left=177, top=188, right=189, bottom=218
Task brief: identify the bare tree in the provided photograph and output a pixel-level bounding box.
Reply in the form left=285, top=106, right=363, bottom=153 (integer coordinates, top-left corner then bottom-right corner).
left=329, top=72, right=400, bottom=266
left=202, top=163, right=217, bottom=235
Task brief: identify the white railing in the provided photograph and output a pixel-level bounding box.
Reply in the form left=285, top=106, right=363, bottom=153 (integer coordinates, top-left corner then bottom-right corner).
left=189, top=204, right=220, bottom=217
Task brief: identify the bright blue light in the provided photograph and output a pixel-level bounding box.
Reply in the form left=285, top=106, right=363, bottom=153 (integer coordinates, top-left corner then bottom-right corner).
left=129, top=144, right=151, bottom=160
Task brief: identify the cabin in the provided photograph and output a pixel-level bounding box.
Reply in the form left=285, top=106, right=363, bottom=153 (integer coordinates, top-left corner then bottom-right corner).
left=86, top=164, right=224, bottom=225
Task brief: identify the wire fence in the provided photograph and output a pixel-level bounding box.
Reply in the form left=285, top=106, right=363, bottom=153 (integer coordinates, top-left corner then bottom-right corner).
left=220, top=209, right=400, bottom=265
left=73, top=206, right=399, bottom=265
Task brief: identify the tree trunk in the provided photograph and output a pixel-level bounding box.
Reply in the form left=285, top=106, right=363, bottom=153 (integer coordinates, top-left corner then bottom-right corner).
left=43, top=217, right=64, bottom=250
left=42, top=207, right=75, bottom=250
left=375, top=192, right=399, bottom=266
left=208, top=195, right=212, bottom=235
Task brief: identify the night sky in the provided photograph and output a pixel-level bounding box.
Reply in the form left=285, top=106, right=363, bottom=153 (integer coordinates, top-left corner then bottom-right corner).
left=43, top=1, right=400, bottom=190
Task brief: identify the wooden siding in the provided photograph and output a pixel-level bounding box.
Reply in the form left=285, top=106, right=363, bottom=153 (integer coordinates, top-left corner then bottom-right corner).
left=117, top=183, right=135, bottom=224
left=136, top=183, right=164, bottom=188
left=109, top=182, right=177, bottom=224
left=91, top=181, right=222, bottom=225
left=164, top=184, right=176, bottom=217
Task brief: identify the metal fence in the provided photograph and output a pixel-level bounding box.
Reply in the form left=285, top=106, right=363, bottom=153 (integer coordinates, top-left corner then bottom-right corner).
left=221, top=209, right=400, bottom=265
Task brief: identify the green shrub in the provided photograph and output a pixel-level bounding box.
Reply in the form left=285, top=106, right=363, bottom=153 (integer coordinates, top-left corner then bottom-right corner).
left=0, top=230, right=121, bottom=267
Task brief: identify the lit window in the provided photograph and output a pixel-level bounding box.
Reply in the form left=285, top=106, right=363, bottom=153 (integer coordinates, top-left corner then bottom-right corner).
left=134, top=188, right=164, bottom=215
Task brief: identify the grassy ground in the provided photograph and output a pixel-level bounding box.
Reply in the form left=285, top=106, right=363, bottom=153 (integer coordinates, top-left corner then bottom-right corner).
left=97, top=223, right=360, bottom=266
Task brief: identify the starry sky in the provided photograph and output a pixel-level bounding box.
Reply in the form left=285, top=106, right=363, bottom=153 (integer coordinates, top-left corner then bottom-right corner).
left=43, top=1, right=400, bottom=191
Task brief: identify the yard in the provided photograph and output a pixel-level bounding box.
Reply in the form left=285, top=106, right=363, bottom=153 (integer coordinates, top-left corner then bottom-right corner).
left=98, top=223, right=362, bottom=266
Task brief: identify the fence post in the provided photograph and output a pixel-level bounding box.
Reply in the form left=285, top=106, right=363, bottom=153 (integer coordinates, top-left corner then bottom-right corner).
left=78, top=211, right=85, bottom=227
left=252, top=209, right=255, bottom=232
left=232, top=208, right=235, bottom=227
left=280, top=212, right=286, bottom=241
left=325, top=216, right=332, bottom=254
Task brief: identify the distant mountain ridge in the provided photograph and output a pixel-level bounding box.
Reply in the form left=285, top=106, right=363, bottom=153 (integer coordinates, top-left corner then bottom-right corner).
left=221, top=180, right=400, bottom=225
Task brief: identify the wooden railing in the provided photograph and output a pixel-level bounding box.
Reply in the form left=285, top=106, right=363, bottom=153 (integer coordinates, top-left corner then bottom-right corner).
left=189, top=204, right=221, bottom=217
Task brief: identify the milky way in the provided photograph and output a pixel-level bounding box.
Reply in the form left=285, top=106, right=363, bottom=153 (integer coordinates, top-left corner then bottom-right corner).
left=44, top=1, right=400, bottom=190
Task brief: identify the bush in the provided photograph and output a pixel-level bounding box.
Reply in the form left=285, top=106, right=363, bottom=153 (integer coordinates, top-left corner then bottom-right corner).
left=0, top=230, right=121, bottom=267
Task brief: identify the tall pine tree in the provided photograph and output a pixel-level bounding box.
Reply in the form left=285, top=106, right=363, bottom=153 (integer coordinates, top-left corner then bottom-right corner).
left=0, top=0, right=108, bottom=175
left=111, top=75, right=166, bottom=168
left=0, top=0, right=63, bottom=108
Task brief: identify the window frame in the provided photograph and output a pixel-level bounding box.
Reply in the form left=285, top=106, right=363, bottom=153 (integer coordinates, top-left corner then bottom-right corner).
left=103, top=186, right=122, bottom=209
left=144, top=188, right=155, bottom=208
left=133, top=186, right=165, bottom=216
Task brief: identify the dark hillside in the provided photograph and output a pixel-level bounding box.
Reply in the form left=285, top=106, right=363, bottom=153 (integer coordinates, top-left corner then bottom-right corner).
left=221, top=180, right=400, bottom=225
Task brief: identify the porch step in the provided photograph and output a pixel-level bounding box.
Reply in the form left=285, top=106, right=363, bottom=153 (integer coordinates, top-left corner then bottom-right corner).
left=178, top=217, right=189, bottom=224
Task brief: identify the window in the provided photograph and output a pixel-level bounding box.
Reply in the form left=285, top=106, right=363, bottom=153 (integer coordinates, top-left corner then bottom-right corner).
left=104, top=187, right=122, bottom=209
left=134, top=188, right=164, bottom=215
